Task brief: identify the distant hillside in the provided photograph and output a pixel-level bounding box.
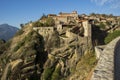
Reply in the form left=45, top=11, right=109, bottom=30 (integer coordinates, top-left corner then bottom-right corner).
left=0, top=24, right=19, bottom=41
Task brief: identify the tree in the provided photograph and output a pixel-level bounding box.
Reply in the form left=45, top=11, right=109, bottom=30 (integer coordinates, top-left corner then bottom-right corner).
left=98, top=22, right=106, bottom=29
left=106, top=21, right=111, bottom=26
left=109, top=14, right=113, bottom=17
left=90, top=13, right=96, bottom=16
left=101, top=14, right=107, bottom=17
left=59, top=12, right=62, bottom=14
left=20, top=24, right=24, bottom=28
left=40, top=14, right=47, bottom=20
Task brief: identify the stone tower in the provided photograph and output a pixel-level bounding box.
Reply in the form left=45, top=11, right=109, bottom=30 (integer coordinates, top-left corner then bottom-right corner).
left=82, top=20, right=92, bottom=48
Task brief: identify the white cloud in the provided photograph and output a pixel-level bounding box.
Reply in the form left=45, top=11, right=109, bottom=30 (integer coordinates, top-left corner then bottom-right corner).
left=91, top=0, right=120, bottom=9
left=111, top=2, right=120, bottom=9
left=100, top=0, right=109, bottom=5
left=91, top=0, right=112, bottom=5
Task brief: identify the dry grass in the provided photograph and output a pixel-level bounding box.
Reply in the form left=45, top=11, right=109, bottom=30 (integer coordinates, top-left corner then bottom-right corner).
left=68, top=50, right=97, bottom=80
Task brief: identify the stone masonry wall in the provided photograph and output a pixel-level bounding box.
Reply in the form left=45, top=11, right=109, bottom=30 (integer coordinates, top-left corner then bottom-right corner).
left=33, top=27, right=54, bottom=37
left=91, top=37, right=120, bottom=80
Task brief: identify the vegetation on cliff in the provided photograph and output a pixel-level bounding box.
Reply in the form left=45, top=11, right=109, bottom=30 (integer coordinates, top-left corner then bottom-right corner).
left=105, top=30, right=120, bottom=44
left=33, top=17, right=55, bottom=27
left=0, top=25, right=47, bottom=80
left=0, top=23, right=98, bottom=80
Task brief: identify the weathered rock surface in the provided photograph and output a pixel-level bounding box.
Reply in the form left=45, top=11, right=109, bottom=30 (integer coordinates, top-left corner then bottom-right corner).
left=0, top=25, right=96, bottom=80
left=40, top=30, right=96, bottom=80
left=1, top=59, right=23, bottom=80
left=0, top=25, right=47, bottom=80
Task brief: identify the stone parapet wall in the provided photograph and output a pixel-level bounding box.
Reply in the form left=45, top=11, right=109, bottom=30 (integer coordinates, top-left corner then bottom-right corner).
left=95, top=45, right=105, bottom=59
left=33, top=27, right=54, bottom=37
left=91, top=37, right=120, bottom=80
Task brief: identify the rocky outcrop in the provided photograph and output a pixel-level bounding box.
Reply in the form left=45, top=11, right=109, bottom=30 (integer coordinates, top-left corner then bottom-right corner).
left=0, top=26, right=47, bottom=80
left=45, top=30, right=60, bottom=53
left=40, top=30, right=96, bottom=80
left=91, top=37, right=120, bottom=80
left=1, top=59, right=23, bottom=80
left=0, top=25, right=96, bottom=80
left=41, top=36, right=86, bottom=80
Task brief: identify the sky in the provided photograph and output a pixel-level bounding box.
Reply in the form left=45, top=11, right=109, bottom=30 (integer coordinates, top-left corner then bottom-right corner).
left=0, top=0, right=120, bottom=28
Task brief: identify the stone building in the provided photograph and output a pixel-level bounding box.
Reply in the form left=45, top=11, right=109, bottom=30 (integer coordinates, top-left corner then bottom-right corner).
left=58, top=11, right=78, bottom=19
left=48, top=14, right=56, bottom=17
left=33, top=11, right=93, bottom=47
left=48, top=11, right=79, bottom=24
left=54, top=16, right=68, bottom=24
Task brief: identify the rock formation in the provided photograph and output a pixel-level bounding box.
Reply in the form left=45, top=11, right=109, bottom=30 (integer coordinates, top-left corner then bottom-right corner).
left=0, top=24, right=96, bottom=80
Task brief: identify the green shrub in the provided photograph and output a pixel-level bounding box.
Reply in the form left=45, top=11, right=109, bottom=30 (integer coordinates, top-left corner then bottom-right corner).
left=51, top=65, right=61, bottom=80
left=15, top=29, right=24, bottom=36
left=5, top=40, right=12, bottom=47
left=45, top=17, right=55, bottom=26
left=40, top=14, right=47, bottom=20
left=43, top=68, right=55, bottom=80
left=33, top=21, right=43, bottom=27
left=105, top=30, right=120, bottom=44
left=75, top=50, right=97, bottom=79
left=0, top=40, right=12, bottom=54
left=0, top=39, right=5, bottom=44
left=106, top=21, right=111, bottom=26
left=29, top=72, right=39, bottom=80
left=13, top=40, right=25, bottom=52
left=98, top=22, right=106, bottom=29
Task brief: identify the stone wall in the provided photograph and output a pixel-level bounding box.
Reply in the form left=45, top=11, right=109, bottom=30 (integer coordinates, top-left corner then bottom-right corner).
left=58, top=11, right=78, bottom=18
left=53, top=16, right=68, bottom=24
left=82, top=20, right=92, bottom=48
left=65, top=30, right=87, bottom=45
left=33, top=27, right=54, bottom=37
left=114, top=39, right=120, bottom=80
left=95, top=45, right=105, bottom=59
left=82, top=20, right=91, bottom=37
left=91, top=37, right=120, bottom=80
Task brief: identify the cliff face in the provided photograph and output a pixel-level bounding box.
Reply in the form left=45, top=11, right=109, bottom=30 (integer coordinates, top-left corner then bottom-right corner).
left=40, top=29, right=96, bottom=80
left=0, top=25, right=96, bottom=80
left=0, top=25, right=47, bottom=80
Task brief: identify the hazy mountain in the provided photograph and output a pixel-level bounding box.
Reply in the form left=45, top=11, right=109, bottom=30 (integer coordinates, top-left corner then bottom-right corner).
left=0, top=24, right=19, bottom=41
